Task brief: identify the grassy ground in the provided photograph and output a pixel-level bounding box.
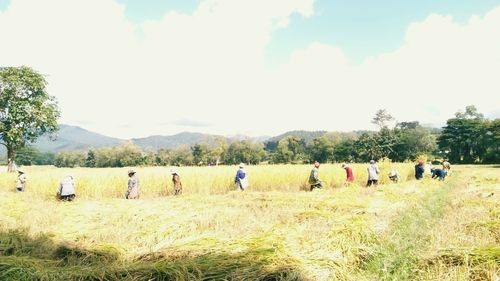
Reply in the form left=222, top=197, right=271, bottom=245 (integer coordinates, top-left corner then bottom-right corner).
left=0, top=165, right=498, bottom=280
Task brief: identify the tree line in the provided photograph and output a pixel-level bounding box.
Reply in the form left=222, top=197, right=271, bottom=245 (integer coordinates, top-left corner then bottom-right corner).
left=1, top=67, right=499, bottom=168
left=11, top=105, right=498, bottom=168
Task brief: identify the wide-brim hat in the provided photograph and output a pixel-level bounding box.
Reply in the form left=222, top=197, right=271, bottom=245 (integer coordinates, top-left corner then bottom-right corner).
left=170, top=169, right=179, bottom=175
left=239, top=163, right=245, bottom=168
left=127, top=169, right=136, bottom=174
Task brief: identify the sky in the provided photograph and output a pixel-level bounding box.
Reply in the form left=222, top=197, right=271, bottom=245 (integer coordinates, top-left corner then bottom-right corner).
left=1, top=0, right=499, bottom=139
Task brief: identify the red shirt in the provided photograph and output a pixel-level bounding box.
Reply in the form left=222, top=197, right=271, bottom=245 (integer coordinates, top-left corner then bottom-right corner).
left=344, top=166, right=354, bottom=182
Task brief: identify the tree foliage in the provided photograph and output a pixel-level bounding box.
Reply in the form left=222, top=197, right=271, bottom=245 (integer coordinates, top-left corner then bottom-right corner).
left=438, top=106, right=498, bottom=163
left=0, top=66, right=60, bottom=171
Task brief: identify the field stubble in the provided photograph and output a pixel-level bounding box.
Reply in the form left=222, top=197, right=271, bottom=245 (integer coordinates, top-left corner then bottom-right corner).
left=0, top=164, right=498, bottom=280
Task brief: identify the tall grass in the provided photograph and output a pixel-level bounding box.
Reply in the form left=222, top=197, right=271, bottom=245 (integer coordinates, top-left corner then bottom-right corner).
left=0, top=162, right=415, bottom=199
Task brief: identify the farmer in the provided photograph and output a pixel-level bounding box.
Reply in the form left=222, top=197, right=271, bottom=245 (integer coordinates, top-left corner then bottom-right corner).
left=125, top=169, right=140, bottom=199
left=15, top=169, right=27, bottom=192
left=171, top=169, right=182, bottom=195
left=415, top=160, right=425, bottom=180
left=431, top=168, right=447, bottom=181
left=388, top=169, right=401, bottom=183
left=309, top=161, right=322, bottom=191
left=235, top=163, right=249, bottom=191
left=57, top=175, right=76, bottom=201
left=366, top=160, right=380, bottom=187
left=341, top=163, right=354, bottom=183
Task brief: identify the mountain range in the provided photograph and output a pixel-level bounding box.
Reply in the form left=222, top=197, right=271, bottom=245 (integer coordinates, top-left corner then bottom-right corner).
left=3, top=125, right=377, bottom=154
left=30, top=125, right=231, bottom=153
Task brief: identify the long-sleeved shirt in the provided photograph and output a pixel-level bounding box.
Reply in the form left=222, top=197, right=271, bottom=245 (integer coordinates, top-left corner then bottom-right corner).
left=367, top=164, right=380, bottom=180
left=235, top=168, right=249, bottom=189
left=235, top=168, right=246, bottom=183
left=16, top=174, right=27, bottom=190
left=127, top=175, right=140, bottom=199
left=344, top=166, right=354, bottom=182
left=309, top=167, right=320, bottom=185
left=415, top=164, right=425, bottom=180
left=59, top=176, right=76, bottom=196
left=172, top=174, right=182, bottom=190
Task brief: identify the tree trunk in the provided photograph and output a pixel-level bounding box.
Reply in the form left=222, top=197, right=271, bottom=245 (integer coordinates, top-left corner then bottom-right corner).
left=7, top=146, right=17, bottom=172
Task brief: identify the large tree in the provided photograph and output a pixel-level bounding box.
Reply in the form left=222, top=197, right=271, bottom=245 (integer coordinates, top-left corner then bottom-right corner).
left=438, top=105, right=487, bottom=163
left=0, top=66, right=60, bottom=171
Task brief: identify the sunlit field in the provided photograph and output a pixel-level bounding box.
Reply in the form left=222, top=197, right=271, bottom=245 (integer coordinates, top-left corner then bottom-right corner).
left=0, top=164, right=498, bottom=280
left=0, top=163, right=415, bottom=199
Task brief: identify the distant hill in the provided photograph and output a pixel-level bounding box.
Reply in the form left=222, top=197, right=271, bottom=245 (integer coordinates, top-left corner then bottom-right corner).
left=266, top=130, right=328, bottom=144
left=132, top=132, right=224, bottom=150
left=34, top=124, right=123, bottom=152
left=0, top=125, right=376, bottom=156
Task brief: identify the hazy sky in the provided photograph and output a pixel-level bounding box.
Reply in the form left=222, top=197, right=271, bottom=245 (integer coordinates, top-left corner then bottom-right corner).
left=1, top=0, right=499, bottom=139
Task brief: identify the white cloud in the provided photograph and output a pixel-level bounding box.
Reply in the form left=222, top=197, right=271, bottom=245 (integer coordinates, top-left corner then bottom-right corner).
left=0, top=1, right=499, bottom=138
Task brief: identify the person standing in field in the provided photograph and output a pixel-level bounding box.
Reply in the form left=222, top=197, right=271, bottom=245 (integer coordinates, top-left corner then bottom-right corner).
left=309, top=161, right=323, bottom=191
left=342, top=163, right=354, bottom=183
left=126, top=169, right=140, bottom=199
left=415, top=160, right=425, bottom=180
left=15, top=170, right=27, bottom=192
left=57, top=175, right=76, bottom=201
left=171, top=170, right=182, bottom=195
left=235, top=163, right=249, bottom=191
left=366, top=160, right=380, bottom=187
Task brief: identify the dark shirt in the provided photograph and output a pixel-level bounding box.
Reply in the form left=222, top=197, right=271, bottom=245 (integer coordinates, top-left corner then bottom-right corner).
left=415, top=164, right=425, bottom=180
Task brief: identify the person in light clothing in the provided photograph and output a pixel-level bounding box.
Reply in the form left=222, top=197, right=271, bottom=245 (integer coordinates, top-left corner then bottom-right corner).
left=58, top=175, right=76, bottom=201
left=16, top=170, right=27, bottom=192
left=126, top=169, right=140, bottom=199
left=235, top=163, right=249, bottom=191
left=388, top=169, right=400, bottom=183
left=366, top=160, right=380, bottom=187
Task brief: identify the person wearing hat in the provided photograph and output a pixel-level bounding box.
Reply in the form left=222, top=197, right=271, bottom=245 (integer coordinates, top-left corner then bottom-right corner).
left=170, top=169, right=182, bottom=195
left=235, top=163, right=249, bottom=191
left=125, top=169, right=140, bottom=199
left=57, top=175, right=76, bottom=201
left=415, top=160, right=425, bottom=180
left=16, top=169, right=27, bottom=192
left=309, top=161, right=323, bottom=191
left=366, top=160, right=380, bottom=187
left=341, top=163, right=354, bottom=183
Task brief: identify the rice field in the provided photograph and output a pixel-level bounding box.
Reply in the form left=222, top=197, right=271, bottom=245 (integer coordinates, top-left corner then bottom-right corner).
left=0, top=164, right=498, bottom=280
